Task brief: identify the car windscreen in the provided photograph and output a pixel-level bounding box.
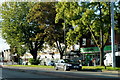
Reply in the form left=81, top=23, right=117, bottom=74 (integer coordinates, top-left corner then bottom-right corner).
left=64, top=59, right=80, bottom=64
left=64, top=59, right=74, bottom=63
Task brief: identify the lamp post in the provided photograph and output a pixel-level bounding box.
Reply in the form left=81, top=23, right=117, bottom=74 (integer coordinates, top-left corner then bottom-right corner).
left=111, top=2, right=116, bottom=68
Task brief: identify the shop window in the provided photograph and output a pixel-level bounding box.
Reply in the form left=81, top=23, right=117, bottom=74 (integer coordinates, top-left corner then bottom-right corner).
left=82, top=38, right=86, bottom=46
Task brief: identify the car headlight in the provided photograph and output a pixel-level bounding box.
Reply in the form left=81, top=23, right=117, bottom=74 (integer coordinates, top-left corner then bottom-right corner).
left=79, top=64, right=82, bottom=66
left=66, top=64, right=72, bottom=66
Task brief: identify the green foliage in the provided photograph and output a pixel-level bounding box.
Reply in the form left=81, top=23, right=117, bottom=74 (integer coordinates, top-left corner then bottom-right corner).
left=27, top=2, right=58, bottom=59
left=29, top=58, right=40, bottom=65
left=55, top=2, right=88, bottom=46
left=0, top=2, right=32, bottom=56
left=55, top=2, right=120, bottom=65
left=27, top=2, right=57, bottom=45
left=28, top=2, right=68, bottom=59
left=0, top=2, right=45, bottom=59
left=27, top=2, right=56, bottom=25
left=16, top=45, right=28, bottom=56
left=114, top=2, right=120, bottom=33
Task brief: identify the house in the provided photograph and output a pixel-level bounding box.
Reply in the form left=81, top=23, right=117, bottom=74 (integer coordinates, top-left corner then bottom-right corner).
left=0, top=49, right=14, bottom=65
left=0, top=49, right=11, bottom=62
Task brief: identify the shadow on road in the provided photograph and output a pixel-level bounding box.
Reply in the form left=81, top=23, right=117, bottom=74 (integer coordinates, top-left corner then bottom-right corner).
left=81, top=69, right=102, bottom=72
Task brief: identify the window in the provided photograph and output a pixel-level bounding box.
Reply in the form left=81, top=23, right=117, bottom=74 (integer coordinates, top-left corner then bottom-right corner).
left=82, top=38, right=86, bottom=46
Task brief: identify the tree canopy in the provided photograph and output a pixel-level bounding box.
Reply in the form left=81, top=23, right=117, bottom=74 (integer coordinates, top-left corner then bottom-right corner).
left=28, top=2, right=69, bottom=59
left=0, top=1, right=120, bottom=65
left=0, top=2, right=31, bottom=56
left=55, top=2, right=120, bottom=66
left=0, top=2, right=45, bottom=60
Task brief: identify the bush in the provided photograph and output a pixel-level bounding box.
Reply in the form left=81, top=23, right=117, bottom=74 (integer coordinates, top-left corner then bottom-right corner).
left=29, top=58, right=40, bottom=65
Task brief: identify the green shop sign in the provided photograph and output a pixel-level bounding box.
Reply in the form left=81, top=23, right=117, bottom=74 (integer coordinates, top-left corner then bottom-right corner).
left=80, top=45, right=117, bottom=53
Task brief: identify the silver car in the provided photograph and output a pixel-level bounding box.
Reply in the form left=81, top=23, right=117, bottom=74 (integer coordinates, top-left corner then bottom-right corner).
left=54, top=59, right=82, bottom=71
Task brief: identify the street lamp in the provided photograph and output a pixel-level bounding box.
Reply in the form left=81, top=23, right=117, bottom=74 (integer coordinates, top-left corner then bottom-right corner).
left=111, top=2, right=116, bottom=68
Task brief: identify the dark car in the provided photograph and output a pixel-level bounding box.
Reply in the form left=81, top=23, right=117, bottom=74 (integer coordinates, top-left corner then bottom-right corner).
left=54, top=59, right=82, bottom=71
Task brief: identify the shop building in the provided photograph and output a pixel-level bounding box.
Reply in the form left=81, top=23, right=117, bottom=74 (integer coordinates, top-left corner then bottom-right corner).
left=79, top=32, right=120, bottom=66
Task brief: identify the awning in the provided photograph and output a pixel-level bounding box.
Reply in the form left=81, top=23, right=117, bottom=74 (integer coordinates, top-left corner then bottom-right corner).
left=80, top=45, right=117, bottom=53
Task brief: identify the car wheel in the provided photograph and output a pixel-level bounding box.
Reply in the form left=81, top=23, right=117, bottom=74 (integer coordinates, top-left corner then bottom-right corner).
left=55, top=66, right=58, bottom=70
left=63, top=66, right=70, bottom=71
left=77, top=68, right=82, bottom=71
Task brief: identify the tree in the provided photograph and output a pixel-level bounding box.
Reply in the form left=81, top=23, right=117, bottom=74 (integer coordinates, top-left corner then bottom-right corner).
left=55, top=2, right=88, bottom=58
left=55, top=2, right=119, bottom=66
left=27, top=2, right=70, bottom=59
left=0, top=2, right=45, bottom=60
left=115, top=1, right=120, bottom=33
left=0, top=19, right=2, bottom=28
left=80, top=2, right=111, bottom=66
left=44, top=19, right=67, bottom=59
left=0, top=2, right=30, bottom=58
left=27, top=2, right=56, bottom=59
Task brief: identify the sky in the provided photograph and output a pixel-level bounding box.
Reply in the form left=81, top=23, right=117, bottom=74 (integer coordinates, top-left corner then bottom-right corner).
left=0, top=0, right=10, bottom=52
left=0, top=29, right=10, bottom=52
left=0, top=30, right=10, bottom=52
left=0, top=36, right=10, bottom=52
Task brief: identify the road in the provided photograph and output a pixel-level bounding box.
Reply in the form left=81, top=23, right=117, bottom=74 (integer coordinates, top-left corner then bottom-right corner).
left=0, top=67, right=120, bottom=80
left=0, top=68, right=58, bottom=80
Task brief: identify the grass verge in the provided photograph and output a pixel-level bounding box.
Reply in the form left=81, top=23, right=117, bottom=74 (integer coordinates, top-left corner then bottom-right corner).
left=6, top=65, right=120, bottom=71
left=6, top=65, right=54, bottom=68
left=82, top=66, right=120, bottom=71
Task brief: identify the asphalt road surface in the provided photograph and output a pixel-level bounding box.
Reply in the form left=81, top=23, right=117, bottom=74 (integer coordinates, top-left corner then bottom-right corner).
left=0, top=67, right=120, bottom=80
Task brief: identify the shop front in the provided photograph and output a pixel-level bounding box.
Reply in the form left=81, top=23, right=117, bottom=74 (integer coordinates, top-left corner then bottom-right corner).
left=80, top=45, right=117, bottom=66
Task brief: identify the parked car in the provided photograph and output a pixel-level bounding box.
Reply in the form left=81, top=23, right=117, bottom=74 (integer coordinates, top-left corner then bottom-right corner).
left=22, top=61, right=28, bottom=65
left=47, top=61, right=55, bottom=66
left=54, top=59, right=82, bottom=71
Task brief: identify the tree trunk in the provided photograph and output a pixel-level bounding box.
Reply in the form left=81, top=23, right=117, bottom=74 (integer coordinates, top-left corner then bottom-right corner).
left=99, top=47, right=104, bottom=66
left=55, top=41, right=64, bottom=59
left=33, top=53, right=37, bottom=60
left=60, top=52, right=63, bottom=59
left=30, top=49, right=37, bottom=60
left=99, top=2, right=104, bottom=66
left=17, top=55, right=20, bottom=65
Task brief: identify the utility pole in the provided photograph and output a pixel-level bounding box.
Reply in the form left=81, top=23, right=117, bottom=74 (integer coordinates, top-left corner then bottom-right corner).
left=111, top=2, right=116, bottom=68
